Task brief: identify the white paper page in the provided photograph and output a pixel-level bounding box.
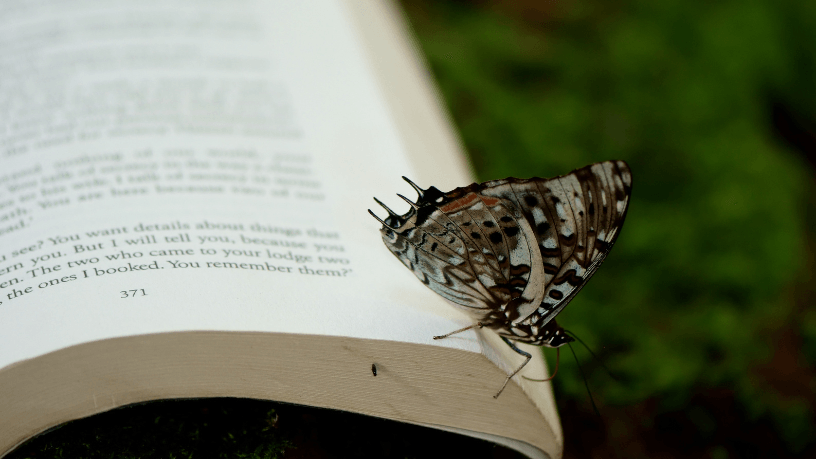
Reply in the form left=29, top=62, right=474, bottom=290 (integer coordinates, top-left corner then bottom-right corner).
left=0, top=0, right=480, bottom=369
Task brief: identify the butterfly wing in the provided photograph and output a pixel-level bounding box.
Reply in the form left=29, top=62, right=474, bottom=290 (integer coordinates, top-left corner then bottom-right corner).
left=432, top=190, right=546, bottom=325
left=478, top=160, right=632, bottom=328
left=376, top=182, right=546, bottom=326
left=378, top=203, right=496, bottom=310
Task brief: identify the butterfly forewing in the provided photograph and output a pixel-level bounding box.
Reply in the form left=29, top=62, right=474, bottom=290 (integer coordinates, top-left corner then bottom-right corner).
left=473, top=161, right=630, bottom=329
left=530, top=161, right=631, bottom=326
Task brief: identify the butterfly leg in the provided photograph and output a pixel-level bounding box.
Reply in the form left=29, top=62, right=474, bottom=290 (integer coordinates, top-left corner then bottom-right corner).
left=433, top=322, right=483, bottom=340
left=494, top=336, right=532, bottom=399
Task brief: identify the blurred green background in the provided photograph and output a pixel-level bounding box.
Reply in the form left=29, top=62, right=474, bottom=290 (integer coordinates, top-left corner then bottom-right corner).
left=400, top=0, right=816, bottom=457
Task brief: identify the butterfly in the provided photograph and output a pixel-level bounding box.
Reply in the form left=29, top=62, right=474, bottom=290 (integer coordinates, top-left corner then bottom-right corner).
left=369, top=160, right=632, bottom=397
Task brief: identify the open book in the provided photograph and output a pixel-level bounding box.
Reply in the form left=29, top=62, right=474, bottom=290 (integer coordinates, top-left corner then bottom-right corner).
left=0, top=1, right=563, bottom=458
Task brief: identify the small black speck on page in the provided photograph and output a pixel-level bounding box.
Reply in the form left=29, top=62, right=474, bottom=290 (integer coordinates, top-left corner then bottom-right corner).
left=371, top=364, right=378, bottom=376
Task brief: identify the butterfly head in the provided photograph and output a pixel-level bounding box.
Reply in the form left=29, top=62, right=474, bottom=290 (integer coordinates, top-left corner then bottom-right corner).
left=545, top=329, right=575, bottom=348
left=539, top=322, right=575, bottom=348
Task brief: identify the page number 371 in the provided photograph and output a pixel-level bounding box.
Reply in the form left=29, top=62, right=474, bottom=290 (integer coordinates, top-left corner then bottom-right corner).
left=120, top=289, right=147, bottom=298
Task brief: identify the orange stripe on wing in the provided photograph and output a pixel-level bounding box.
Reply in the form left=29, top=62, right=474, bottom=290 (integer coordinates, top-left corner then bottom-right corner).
left=440, top=193, right=480, bottom=212
left=478, top=195, right=501, bottom=207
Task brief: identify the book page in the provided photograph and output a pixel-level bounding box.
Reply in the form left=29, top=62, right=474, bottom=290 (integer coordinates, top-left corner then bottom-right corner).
left=0, top=0, right=479, bottom=369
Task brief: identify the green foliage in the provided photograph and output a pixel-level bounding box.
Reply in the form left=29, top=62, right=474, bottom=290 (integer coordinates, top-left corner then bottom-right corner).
left=403, top=0, right=816, bottom=454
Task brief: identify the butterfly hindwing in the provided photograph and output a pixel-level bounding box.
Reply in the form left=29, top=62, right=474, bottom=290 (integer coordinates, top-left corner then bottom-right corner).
left=380, top=208, right=493, bottom=309
left=427, top=190, right=543, bottom=320
left=437, top=191, right=546, bottom=325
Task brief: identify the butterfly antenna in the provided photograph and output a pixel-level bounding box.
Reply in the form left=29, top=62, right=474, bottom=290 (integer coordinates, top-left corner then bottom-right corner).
left=522, top=347, right=560, bottom=382
left=567, top=341, right=602, bottom=421
left=397, top=193, right=419, bottom=209
left=373, top=197, right=399, bottom=217
left=367, top=209, right=396, bottom=230
left=564, top=329, right=619, bottom=381
left=402, top=176, right=425, bottom=200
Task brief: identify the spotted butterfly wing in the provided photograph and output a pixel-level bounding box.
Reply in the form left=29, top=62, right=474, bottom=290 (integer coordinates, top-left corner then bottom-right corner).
left=370, top=160, right=632, bottom=396
left=476, top=161, right=632, bottom=341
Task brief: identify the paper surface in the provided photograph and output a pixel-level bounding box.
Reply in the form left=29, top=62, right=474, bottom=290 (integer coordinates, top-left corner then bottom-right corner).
left=0, top=0, right=480, bottom=369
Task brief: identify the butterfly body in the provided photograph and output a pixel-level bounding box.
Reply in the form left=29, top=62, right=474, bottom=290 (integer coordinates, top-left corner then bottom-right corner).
left=370, top=160, right=631, bottom=396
